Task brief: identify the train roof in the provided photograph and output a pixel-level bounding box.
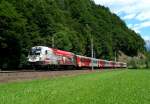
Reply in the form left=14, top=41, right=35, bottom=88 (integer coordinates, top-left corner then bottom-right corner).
left=31, top=46, right=50, bottom=50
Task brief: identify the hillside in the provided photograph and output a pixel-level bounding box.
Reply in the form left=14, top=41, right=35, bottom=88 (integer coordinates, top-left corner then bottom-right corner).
left=0, top=0, right=145, bottom=68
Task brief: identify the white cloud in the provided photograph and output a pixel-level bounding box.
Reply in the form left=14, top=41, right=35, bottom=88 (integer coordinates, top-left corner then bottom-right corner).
left=143, top=36, right=150, bottom=41
left=94, top=0, right=150, bottom=21
left=132, top=21, right=150, bottom=30
left=123, top=14, right=136, bottom=20
left=94, top=0, right=136, bottom=6
left=126, top=21, right=150, bottom=35
left=131, top=27, right=141, bottom=34
left=138, top=21, right=150, bottom=29
left=127, top=24, right=133, bottom=28
left=136, top=11, right=150, bottom=21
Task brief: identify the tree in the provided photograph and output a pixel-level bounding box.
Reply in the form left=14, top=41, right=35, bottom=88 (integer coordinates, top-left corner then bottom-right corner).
left=0, top=1, right=27, bottom=68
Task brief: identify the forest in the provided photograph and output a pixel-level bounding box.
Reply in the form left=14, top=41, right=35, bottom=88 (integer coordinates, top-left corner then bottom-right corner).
left=0, top=0, right=146, bottom=69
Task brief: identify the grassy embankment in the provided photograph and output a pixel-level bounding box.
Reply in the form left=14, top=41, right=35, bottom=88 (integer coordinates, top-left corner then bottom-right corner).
left=0, top=69, right=150, bottom=104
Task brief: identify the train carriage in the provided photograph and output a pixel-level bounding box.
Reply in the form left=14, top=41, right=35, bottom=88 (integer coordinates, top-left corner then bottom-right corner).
left=109, top=61, right=116, bottom=68
left=98, top=59, right=105, bottom=68
left=104, top=60, right=110, bottom=68
left=76, top=55, right=92, bottom=68
left=92, top=58, right=99, bottom=68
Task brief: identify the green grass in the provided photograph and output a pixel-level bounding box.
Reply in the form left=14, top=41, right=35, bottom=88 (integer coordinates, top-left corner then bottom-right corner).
left=0, top=69, right=150, bottom=104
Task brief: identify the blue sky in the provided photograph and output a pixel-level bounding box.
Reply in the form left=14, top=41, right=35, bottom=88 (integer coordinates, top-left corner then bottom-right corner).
left=94, top=0, right=150, bottom=40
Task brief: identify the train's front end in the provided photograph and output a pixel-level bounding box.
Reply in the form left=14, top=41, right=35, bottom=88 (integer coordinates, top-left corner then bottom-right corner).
left=28, top=46, right=44, bottom=65
left=28, top=46, right=55, bottom=66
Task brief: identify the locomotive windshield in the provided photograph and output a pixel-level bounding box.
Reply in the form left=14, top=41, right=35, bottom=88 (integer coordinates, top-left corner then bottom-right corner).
left=29, top=48, right=41, bottom=55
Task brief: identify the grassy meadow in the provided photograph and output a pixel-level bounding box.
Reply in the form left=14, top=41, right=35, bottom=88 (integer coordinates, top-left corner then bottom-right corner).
left=0, top=69, right=150, bottom=104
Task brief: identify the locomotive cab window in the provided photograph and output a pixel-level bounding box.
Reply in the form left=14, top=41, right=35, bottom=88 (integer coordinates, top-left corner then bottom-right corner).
left=45, top=50, right=48, bottom=55
left=29, top=48, right=41, bottom=55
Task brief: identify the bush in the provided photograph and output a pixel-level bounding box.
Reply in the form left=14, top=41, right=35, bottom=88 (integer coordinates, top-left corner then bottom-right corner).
left=127, top=57, right=147, bottom=69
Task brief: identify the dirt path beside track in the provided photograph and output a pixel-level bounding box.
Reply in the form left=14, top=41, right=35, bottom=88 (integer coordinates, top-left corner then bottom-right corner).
left=0, top=70, right=97, bottom=83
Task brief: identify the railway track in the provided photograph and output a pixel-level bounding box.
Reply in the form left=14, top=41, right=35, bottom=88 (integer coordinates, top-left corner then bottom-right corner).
left=0, top=69, right=95, bottom=83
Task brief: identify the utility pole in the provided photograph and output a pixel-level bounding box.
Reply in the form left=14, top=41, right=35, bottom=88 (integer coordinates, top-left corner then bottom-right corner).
left=115, top=51, right=117, bottom=62
left=52, top=36, right=54, bottom=48
left=91, top=37, right=94, bottom=71
left=86, top=24, right=94, bottom=70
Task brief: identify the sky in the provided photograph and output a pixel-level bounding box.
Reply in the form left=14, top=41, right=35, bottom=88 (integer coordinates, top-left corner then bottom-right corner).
left=93, top=0, right=150, bottom=40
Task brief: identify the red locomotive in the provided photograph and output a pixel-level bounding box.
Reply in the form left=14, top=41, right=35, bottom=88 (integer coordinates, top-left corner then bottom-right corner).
left=28, top=46, right=127, bottom=69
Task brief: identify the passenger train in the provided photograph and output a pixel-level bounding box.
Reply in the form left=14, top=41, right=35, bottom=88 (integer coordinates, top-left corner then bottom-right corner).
left=28, top=46, right=127, bottom=69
